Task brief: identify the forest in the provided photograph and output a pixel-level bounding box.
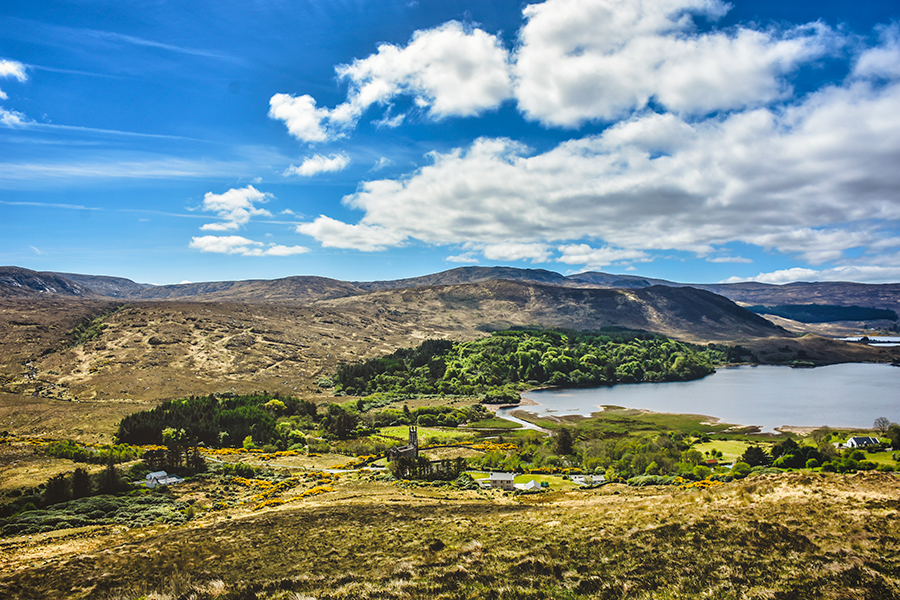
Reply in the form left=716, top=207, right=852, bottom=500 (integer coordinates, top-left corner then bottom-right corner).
left=115, top=392, right=489, bottom=448
left=333, top=328, right=738, bottom=397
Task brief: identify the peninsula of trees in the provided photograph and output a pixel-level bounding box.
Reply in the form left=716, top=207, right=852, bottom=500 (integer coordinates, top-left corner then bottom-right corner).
left=333, top=328, right=738, bottom=399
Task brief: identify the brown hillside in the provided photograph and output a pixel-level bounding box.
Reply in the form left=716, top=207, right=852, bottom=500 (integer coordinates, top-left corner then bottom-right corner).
left=0, top=277, right=897, bottom=438
left=319, top=280, right=787, bottom=342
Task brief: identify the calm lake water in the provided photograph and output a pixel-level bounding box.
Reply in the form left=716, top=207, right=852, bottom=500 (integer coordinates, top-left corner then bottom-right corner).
left=501, top=363, right=900, bottom=433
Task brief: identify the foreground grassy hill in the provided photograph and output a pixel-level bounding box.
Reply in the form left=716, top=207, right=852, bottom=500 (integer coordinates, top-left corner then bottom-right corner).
left=1, top=470, right=898, bottom=600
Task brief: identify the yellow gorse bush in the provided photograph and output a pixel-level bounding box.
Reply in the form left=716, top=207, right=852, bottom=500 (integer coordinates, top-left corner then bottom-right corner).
left=677, top=477, right=724, bottom=491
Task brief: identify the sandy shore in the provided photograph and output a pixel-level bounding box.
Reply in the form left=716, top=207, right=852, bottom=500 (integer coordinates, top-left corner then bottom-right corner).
left=776, top=425, right=857, bottom=436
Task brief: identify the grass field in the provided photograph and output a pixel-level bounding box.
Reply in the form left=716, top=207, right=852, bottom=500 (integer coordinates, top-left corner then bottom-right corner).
left=509, top=406, right=740, bottom=437
left=693, top=440, right=755, bottom=462
left=463, top=417, right=523, bottom=429
left=376, top=426, right=472, bottom=444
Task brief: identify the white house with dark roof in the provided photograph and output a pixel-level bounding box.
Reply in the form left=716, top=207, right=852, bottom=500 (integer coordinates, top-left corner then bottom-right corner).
left=489, top=472, right=515, bottom=491
left=843, top=436, right=882, bottom=449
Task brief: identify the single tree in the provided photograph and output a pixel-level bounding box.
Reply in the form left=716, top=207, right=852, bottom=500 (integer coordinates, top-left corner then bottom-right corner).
left=874, top=417, right=891, bottom=435
left=810, top=427, right=833, bottom=443
left=98, top=455, right=120, bottom=494
left=554, top=427, right=575, bottom=456
left=43, top=473, right=70, bottom=506
left=71, top=467, right=92, bottom=499
left=740, top=445, right=771, bottom=467
left=321, top=403, right=358, bottom=439
left=771, top=437, right=800, bottom=459
left=887, top=424, right=900, bottom=449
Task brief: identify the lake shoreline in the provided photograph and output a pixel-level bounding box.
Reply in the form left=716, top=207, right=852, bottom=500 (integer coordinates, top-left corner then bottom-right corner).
left=498, top=363, right=898, bottom=434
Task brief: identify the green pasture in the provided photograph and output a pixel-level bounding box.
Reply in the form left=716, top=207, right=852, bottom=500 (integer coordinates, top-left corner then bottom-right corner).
left=376, top=425, right=471, bottom=444
left=693, top=440, right=755, bottom=462
left=463, top=417, right=522, bottom=429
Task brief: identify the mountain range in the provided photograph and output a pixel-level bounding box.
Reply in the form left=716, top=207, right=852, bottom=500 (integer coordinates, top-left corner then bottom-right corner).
left=1, top=264, right=898, bottom=413
left=3, top=265, right=900, bottom=313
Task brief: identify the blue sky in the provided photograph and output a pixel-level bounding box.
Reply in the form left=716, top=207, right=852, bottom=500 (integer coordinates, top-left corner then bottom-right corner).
left=1, top=0, right=899, bottom=285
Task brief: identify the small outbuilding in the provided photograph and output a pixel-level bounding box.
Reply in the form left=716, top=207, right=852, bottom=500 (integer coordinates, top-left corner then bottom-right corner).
left=521, top=479, right=542, bottom=490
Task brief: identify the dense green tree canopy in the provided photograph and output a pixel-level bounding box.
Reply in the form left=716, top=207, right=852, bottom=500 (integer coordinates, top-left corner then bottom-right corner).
left=334, top=329, right=724, bottom=397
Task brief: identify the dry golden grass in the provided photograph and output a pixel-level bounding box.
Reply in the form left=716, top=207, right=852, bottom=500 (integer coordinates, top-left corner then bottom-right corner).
left=2, top=471, right=899, bottom=599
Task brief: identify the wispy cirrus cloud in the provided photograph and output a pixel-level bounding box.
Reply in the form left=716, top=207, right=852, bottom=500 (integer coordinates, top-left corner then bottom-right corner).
left=0, top=156, right=262, bottom=184
left=707, top=256, right=753, bottom=264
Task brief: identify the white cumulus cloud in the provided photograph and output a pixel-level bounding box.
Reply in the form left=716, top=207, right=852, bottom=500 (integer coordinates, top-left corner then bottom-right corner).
left=268, top=93, right=332, bottom=143
left=513, top=0, right=839, bottom=126
left=0, top=59, right=27, bottom=101
left=482, top=242, right=552, bottom=263
left=284, top=153, right=350, bottom=177
left=189, top=235, right=308, bottom=256
left=296, top=215, right=408, bottom=251
left=446, top=253, right=480, bottom=264
left=336, top=21, right=512, bottom=120
left=198, top=185, right=272, bottom=231
left=0, top=107, right=28, bottom=126
left=852, top=24, right=900, bottom=81
left=295, top=56, right=900, bottom=268
left=557, top=244, right=650, bottom=268
left=270, top=21, right=512, bottom=142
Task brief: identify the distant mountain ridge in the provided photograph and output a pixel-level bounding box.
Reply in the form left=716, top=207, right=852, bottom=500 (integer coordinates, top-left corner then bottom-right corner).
left=0, top=266, right=95, bottom=298
left=45, top=272, right=152, bottom=298
left=319, top=279, right=787, bottom=342
left=2, top=265, right=898, bottom=314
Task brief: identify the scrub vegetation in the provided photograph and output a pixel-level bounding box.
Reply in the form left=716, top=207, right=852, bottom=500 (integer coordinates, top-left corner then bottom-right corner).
left=2, top=471, right=900, bottom=600
left=2, top=396, right=900, bottom=599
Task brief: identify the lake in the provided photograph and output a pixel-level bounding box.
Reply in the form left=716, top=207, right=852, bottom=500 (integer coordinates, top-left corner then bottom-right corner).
left=500, top=363, right=900, bottom=433
left=838, top=336, right=900, bottom=347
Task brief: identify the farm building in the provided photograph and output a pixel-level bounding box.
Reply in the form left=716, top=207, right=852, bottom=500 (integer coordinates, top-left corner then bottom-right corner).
left=143, top=471, right=184, bottom=488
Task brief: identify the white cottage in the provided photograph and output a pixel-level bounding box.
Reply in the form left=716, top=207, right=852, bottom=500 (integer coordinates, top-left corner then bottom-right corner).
left=489, top=472, right=516, bottom=491
left=844, top=436, right=881, bottom=449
